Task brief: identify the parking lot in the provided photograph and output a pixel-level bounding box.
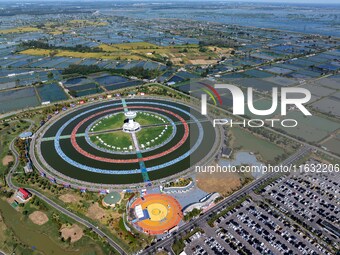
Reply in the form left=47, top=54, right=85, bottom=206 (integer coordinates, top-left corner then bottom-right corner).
left=263, top=162, right=339, bottom=249
left=184, top=191, right=334, bottom=255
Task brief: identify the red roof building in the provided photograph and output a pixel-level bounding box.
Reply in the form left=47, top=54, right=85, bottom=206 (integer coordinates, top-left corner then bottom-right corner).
left=17, top=188, right=31, bottom=200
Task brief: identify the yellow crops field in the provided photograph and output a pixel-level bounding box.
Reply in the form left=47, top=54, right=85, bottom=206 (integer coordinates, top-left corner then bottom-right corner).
left=20, top=41, right=229, bottom=64
left=0, top=26, right=40, bottom=34
left=100, top=42, right=220, bottom=64
left=57, top=51, right=105, bottom=58
left=101, top=55, right=144, bottom=60
left=100, top=42, right=199, bottom=52
left=68, top=20, right=108, bottom=26
left=105, top=42, right=159, bottom=50
left=42, top=20, right=108, bottom=35
left=20, top=49, right=52, bottom=56
left=20, top=48, right=145, bottom=60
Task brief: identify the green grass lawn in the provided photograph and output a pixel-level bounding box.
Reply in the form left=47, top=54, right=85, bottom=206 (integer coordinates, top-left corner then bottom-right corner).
left=91, top=113, right=125, bottom=132
left=230, top=127, right=285, bottom=163
left=135, top=112, right=169, bottom=126
left=91, top=112, right=169, bottom=133
left=89, top=112, right=173, bottom=150
left=90, top=131, right=133, bottom=150
left=136, top=125, right=173, bottom=149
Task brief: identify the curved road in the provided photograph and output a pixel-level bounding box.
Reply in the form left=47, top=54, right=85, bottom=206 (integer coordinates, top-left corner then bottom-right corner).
left=5, top=121, right=127, bottom=255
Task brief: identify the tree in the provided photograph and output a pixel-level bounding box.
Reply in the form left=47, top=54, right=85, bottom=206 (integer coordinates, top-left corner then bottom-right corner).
left=47, top=71, right=54, bottom=80
left=15, top=79, right=20, bottom=87
left=166, top=60, right=173, bottom=67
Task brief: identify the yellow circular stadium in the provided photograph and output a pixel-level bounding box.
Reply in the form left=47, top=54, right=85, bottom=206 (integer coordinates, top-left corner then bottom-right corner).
left=131, top=194, right=183, bottom=235
left=148, top=203, right=168, bottom=221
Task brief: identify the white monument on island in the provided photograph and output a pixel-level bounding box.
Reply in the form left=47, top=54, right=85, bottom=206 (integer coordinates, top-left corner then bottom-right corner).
left=123, top=111, right=141, bottom=133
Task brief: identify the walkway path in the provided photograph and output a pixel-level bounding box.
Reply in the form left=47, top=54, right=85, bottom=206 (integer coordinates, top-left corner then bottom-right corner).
left=121, top=99, right=151, bottom=183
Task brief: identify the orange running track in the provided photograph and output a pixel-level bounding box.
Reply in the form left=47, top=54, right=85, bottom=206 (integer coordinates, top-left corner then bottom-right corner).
left=131, top=194, right=183, bottom=235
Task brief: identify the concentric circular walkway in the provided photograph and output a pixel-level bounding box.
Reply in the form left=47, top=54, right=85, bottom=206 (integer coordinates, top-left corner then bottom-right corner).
left=33, top=98, right=219, bottom=186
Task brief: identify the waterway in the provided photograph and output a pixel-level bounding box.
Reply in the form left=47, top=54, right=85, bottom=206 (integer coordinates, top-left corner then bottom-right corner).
left=219, top=151, right=264, bottom=179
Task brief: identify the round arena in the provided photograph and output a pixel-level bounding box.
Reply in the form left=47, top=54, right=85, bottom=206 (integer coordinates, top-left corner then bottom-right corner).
left=31, top=98, right=220, bottom=188
left=129, top=194, right=183, bottom=235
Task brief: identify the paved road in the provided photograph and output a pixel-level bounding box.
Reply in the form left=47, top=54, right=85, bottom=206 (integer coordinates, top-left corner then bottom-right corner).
left=141, top=145, right=311, bottom=255
left=5, top=121, right=127, bottom=255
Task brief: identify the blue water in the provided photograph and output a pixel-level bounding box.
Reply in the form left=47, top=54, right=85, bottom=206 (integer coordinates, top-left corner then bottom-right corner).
left=102, top=2, right=340, bottom=37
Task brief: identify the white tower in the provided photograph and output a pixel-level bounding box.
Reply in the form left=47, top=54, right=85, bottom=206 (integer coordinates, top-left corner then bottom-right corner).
left=123, top=111, right=141, bottom=133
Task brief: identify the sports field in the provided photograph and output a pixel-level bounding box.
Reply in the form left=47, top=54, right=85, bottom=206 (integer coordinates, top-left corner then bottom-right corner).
left=131, top=194, right=183, bottom=235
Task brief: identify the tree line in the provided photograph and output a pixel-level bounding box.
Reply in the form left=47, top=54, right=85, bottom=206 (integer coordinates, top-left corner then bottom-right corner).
left=21, top=40, right=104, bottom=53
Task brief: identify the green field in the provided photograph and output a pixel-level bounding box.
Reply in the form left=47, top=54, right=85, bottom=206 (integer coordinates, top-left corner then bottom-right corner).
left=89, top=111, right=172, bottom=150
left=278, top=111, right=339, bottom=143
left=321, top=137, right=340, bottom=155
left=90, top=113, right=125, bottom=132
left=90, top=112, right=169, bottom=133
left=244, top=98, right=281, bottom=119
left=135, top=112, right=169, bottom=126
left=230, top=127, right=286, bottom=163
left=137, top=125, right=173, bottom=149
left=90, top=131, right=133, bottom=150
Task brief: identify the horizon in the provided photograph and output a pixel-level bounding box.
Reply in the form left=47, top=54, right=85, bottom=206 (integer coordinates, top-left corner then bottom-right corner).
left=1, top=0, right=340, bottom=5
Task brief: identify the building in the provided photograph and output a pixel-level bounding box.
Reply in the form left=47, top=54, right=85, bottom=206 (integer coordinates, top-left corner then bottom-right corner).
left=222, top=147, right=233, bottom=158
left=183, top=192, right=221, bottom=215
left=129, top=194, right=183, bottom=235
left=102, top=191, right=121, bottom=208
left=19, top=132, right=33, bottom=140
left=16, top=188, right=31, bottom=201
left=24, top=162, right=33, bottom=174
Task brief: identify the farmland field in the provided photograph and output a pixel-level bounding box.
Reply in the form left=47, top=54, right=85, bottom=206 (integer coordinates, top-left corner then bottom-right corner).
left=20, top=42, right=229, bottom=64
left=0, top=88, right=39, bottom=113
left=278, top=111, right=340, bottom=143
left=0, top=26, right=40, bottom=34
left=321, top=137, right=340, bottom=155
left=37, top=83, right=68, bottom=102
left=230, top=127, right=286, bottom=163
left=244, top=98, right=281, bottom=119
